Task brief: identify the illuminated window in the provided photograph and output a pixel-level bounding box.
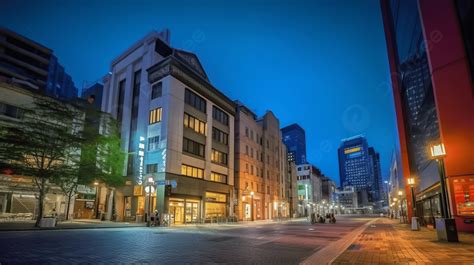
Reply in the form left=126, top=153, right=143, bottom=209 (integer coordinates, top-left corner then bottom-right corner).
left=148, top=136, right=160, bottom=151
left=207, top=172, right=227, bottom=183
left=184, top=113, right=206, bottom=135
left=149, top=108, right=162, bottom=124
left=211, top=149, right=228, bottom=165
left=181, top=164, right=204, bottom=179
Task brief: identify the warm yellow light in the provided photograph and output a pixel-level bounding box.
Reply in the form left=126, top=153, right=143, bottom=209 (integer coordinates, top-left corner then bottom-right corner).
left=398, top=190, right=403, bottom=196
left=250, top=191, right=254, bottom=196
left=93, top=181, right=99, bottom=186
left=393, top=198, right=398, bottom=202
left=430, top=143, right=446, bottom=158
left=407, top=177, right=415, bottom=186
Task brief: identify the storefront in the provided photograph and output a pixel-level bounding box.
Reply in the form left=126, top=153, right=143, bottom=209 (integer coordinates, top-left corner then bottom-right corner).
left=449, top=176, right=474, bottom=231
left=415, top=184, right=442, bottom=227
left=169, top=197, right=200, bottom=224
left=204, top=192, right=227, bottom=220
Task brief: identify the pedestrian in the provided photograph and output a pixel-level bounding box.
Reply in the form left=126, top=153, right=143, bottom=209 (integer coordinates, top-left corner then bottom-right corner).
left=153, top=210, right=160, bottom=227
left=51, top=208, right=58, bottom=226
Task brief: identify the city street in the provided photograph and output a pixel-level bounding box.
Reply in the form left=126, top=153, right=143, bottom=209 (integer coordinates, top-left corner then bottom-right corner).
left=0, top=216, right=371, bottom=264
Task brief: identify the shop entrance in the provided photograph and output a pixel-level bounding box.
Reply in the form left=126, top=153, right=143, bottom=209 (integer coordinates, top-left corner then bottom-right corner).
left=185, top=200, right=199, bottom=223
left=169, top=200, right=184, bottom=224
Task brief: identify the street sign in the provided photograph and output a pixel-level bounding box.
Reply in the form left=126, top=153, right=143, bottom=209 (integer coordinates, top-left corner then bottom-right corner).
left=156, top=180, right=166, bottom=186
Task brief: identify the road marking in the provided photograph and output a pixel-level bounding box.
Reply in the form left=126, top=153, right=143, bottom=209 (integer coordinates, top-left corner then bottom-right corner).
left=300, top=218, right=378, bottom=265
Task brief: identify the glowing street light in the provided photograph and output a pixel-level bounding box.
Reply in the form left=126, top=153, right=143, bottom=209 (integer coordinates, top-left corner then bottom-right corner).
left=430, top=142, right=458, bottom=241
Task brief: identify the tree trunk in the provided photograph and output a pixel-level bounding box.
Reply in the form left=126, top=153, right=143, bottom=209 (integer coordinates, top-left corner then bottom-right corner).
left=35, top=184, right=45, bottom=227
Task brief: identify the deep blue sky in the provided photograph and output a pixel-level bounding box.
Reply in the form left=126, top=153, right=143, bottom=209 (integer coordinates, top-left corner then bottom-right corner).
left=1, top=0, right=398, bottom=186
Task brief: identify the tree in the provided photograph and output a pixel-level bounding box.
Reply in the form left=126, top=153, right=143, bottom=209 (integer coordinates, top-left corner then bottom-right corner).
left=0, top=96, right=82, bottom=226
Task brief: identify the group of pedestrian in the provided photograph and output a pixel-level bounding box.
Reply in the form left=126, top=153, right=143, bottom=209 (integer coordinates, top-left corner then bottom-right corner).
left=310, top=213, right=336, bottom=224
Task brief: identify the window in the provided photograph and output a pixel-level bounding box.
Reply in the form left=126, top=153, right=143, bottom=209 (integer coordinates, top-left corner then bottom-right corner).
left=185, top=88, right=206, bottom=113
left=211, top=149, right=228, bottom=165
left=250, top=165, right=254, bottom=175
left=251, top=148, right=254, bottom=158
left=151, top=82, right=162, bottom=99
left=250, top=130, right=254, bottom=140
left=245, top=127, right=249, bottom=137
left=181, top=164, right=204, bottom=179
left=245, top=145, right=249, bottom=155
left=207, top=172, right=227, bottom=184
left=149, top=108, right=162, bottom=124
left=116, top=79, right=126, bottom=124
left=183, top=138, right=205, bottom=157
left=212, top=127, right=228, bottom=145
left=0, top=103, right=23, bottom=119
left=148, top=136, right=160, bottom=151
left=184, top=113, right=206, bottom=135
left=146, top=163, right=158, bottom=173
left=212, top=106, right=228, bottom=125
left=245, top=164, right=249, bottom=173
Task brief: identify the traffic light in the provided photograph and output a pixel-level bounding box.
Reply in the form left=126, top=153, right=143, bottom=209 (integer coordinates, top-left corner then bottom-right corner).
left=165, top=184, right=172, bottom=196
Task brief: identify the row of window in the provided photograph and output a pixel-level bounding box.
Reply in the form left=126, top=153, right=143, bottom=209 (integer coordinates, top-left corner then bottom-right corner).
left=211, top=149, right=228, bottom=165
left=149, top=108, right=162, bottom=124
left=212, top=106, right=229, bottom=125
left=183, top=137, right=205, bottom=157
left=181, top=164, right=204, bottom=179
left=184, top=113, right=206, bottom=135
left=148, top=136, right=160, bottom=151
left=212, top=127, right=228, bottom=145
left=185, top=88, right=206, bottom=113
left=180, top=164, right=227, bottom=184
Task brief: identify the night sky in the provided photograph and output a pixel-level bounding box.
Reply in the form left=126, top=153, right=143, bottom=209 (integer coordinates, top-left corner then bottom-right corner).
left=0, top=0, right=398, bottom=186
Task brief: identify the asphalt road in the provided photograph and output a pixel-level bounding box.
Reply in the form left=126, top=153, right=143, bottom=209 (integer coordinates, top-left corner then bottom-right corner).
left=0, top=216, right=371, bottom=264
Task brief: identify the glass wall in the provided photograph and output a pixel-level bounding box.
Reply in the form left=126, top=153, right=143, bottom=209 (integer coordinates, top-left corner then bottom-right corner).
left=205, top=192, right=227, bottom=219
left=388, top=0, right=440, bottom=192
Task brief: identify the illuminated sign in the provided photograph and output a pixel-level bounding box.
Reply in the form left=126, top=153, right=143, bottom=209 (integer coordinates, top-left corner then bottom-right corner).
left=344, top=147, right=361, bottom=154
left=137, top=136, right=145, bottom=185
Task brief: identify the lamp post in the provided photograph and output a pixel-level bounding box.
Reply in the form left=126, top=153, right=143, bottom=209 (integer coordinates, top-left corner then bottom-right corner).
left=93, top=181, right=99, bottom=219
left=398, top=190, right=404, bottom=223
left=430, top=143, right=458, bottom=242
left=145, top=177, right=155, bottom=227
left=407, top=177, right=416, bottom=215
left=250, top=191, right=254, bottom=221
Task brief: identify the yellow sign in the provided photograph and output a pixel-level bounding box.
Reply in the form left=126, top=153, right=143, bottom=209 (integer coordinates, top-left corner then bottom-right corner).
left=133, top=185, right=143, bottom=196
left=344, top=147, right=361, bottom=154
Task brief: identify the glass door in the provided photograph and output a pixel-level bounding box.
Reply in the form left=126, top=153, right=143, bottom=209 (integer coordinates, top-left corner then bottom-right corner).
left=185, top=201, right=199, bottom=223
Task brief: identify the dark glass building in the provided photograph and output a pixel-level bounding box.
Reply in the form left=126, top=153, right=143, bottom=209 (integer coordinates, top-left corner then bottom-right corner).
left=47, top=55, right=78, bottom=99
left=368, top=147, right=382, bottom=202
left=381, top=0, right=474, bottom=231
left=281, top=123, right=306, bottom=165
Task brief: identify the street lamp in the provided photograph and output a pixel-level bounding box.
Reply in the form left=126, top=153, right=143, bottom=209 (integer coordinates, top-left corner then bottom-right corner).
left=250, top=191, right=254, bottom=221
left=430, top=143, right=450, bottom=218
left=93, top=181, right=100, bottom=219
left=407, top=177, right=419, bottom=230
left=398, top=190, right=404, bottom=223
left=430, top=142, right=458, bottom=242
left=145, top=177, right=155, bottom=227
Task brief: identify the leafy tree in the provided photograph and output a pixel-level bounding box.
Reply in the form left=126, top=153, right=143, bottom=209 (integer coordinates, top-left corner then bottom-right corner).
left=0, top=96, right=82, bottom=226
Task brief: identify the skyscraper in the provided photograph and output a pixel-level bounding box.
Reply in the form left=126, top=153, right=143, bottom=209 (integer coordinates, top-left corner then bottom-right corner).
left=338, top=135, right=381, bottom=206
left=281, top=123, right=306, bottom=165
left=381, top=0, right=474, bottom=231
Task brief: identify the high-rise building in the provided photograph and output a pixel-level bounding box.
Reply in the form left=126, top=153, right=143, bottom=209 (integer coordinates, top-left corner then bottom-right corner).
left=381, top=0, right=474, bottom=231
left=101, top=30, right=236, bottom=224
left=0, top=27, right=52, bottom=91
left=338, top=135, right=381, bottom=206
left=368, top=147, right=382, bottom=202
left=0, top=28, right=78, bottom=99
left=281, top=123, right=307, bottom=165
left=234, top=102, right=290, bottom=220
left=47, top=55, right=78, bottom=99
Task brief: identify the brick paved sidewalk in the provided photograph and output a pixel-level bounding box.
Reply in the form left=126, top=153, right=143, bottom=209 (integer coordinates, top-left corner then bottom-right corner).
left=332, top=218, right=474, bottom=265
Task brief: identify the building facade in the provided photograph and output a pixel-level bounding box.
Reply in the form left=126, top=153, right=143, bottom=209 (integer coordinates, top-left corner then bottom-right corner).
left=101, top=30, right=236, bottom=224
left=0, top=28, right=77, bottom=99
left=381, top=0, right=474, bottom=231
left=281, top=123, right=307, bottom=164
left=338, top=135, right=381, bottom=207
left=296, top=164, right=323, bottom=216
left=81, top=82, right=104, bottom=110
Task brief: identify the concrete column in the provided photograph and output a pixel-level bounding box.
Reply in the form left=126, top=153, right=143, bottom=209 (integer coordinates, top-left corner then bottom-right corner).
left=106, top=189, right=114, bottom=220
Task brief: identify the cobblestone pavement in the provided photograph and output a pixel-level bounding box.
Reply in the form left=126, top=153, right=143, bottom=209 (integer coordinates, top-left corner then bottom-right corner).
left=0, top=216, right=368, bottom=264
left=332, top=218, right=474, bottom=265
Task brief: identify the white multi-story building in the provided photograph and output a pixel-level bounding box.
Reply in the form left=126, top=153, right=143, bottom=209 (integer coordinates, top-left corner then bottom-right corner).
left=101, top=30, right=235, bottom=224
left=296, top=164, right=323, bottom=216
